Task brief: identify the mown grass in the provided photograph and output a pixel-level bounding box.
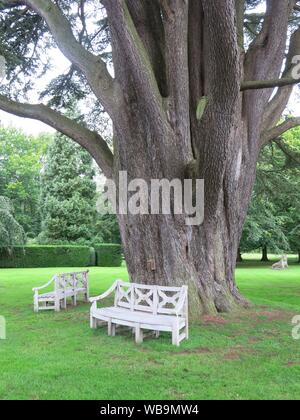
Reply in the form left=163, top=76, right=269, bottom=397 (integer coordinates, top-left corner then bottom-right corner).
left=0, top=256, right=299, bottom=400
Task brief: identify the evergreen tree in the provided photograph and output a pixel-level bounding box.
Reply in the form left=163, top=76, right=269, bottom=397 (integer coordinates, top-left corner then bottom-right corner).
left=0, top=196, right=25, bottom=248
left=94, top=214, right=121, bottom=245
left=95, top=189, right=121, bottom=244
left=240, top=125, right=300, bottom=260
left=39, top=135, right=97, bottom=244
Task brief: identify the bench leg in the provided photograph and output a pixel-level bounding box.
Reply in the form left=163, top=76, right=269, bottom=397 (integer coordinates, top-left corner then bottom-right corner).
left=62, top=297, right=67, bottom=309
left=155, top=331, right=160, bottom=338
left=135, top=324, right=143, bottom=344
left=85, top=291, right=89, bottom=303
left=172, top=324, right=180, bottom=346
left=34, top=295, right=39, bottom=313
left=54, top=298, right=60, bottom=312
left=185, top=323, right=189, bottom=340
left=108, top=320, right=116, bottom=337
left=108, top=319, right=113, bottom=336
left=90, top=315, right=97, bottom=329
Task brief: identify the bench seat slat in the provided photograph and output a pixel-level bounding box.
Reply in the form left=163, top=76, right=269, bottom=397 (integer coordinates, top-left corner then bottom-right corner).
left=92, top=307, right=185, bottom=328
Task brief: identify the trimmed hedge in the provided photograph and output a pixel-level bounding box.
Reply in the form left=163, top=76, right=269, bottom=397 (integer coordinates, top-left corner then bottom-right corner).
left=0, top=246, right=91, bottom=268
left=95, top=244, right=123, bottom=267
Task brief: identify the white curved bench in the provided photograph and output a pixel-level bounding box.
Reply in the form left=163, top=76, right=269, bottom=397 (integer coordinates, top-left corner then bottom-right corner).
left=33, top=271, right=89, bottom=312
left=89, top=280, right=188, bottom=346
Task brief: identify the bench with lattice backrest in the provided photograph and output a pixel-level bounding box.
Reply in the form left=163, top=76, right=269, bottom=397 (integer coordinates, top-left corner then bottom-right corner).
left=89, top=280, right=188, bottom=346
left=33, top=271, right=89, bottom=312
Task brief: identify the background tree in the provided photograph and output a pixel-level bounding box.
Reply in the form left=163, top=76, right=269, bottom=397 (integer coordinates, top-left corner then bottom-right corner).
left=240, top=195, right=289, bottom=261
left=0, top=195, right=25, bottom=248
left=39, top=134, right=97, bottom=244
left=1, top=0, right=300, bottom=316
left=289, top=222, right=300, bottom=262
left=94, top=214, right=121, bottom=244
left=277, top=126, right=300, bottom=262
left=0, top=126, right=49, bottom=237
left=241, top=124, right=300, bottom=261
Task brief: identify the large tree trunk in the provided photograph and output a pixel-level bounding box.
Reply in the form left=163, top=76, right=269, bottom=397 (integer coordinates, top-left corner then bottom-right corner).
left=113, top=103, right=253, bottom=317
left=106, top=0, right=261, bottom=318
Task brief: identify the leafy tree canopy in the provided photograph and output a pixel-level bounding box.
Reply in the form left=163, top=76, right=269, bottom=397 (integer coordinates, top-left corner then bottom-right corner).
left=0, top=126, right=50, bottom=237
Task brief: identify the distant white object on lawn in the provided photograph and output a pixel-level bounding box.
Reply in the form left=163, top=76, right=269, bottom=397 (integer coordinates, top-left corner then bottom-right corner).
left=89, top=280, right=189, bottom=346
left=272, top=255, right=289, bottom=270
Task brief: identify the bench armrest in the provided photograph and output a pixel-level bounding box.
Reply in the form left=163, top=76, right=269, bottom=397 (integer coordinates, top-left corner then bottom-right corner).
left=32, top=276, right=56, bottom=292
left=174, top=286, right=188, bottom=316
left=89, top=280, right=121, bottom=303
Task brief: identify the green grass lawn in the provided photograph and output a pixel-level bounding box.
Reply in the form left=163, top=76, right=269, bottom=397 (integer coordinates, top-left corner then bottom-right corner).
left=0, top=256, right=299, bottom=400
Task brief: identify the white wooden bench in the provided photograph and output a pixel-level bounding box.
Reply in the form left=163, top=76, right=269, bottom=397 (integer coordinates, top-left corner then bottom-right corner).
left=33, top=271, right=89, bottom=312
left=89, top=280, right=188, bottom=346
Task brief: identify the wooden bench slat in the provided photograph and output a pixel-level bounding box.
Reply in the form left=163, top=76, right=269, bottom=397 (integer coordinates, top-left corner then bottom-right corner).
left=92, top=307, right=186, bottom=327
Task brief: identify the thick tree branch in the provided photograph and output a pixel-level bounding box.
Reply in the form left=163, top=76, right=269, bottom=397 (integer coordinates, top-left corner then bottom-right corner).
left=262, top=24, right=300, bottom=130
left=102, top=0, right=164, bottom=121
left=197, top=0, right=241, bottom=219
left=188, top=0, right=204, bottom=158
left=235, top=0, right=245, bottom=49
left=261, top=117, right=300, bottom=145
left=0, top=95, right=114, bottom=177
left=3, top=0, right=121, bottom=118
left=245, top=0, right=293, bottom=84
left=241, top=77, right=300, bottom=91
left=126, top=0, right=167, bottom=97
left=163, top=0, right=190, bottom=146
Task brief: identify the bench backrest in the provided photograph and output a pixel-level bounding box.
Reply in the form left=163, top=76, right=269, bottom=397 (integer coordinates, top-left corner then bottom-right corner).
left=115, top=281, right=187, bottom=317
left=55, top=271, right=89, bottom=291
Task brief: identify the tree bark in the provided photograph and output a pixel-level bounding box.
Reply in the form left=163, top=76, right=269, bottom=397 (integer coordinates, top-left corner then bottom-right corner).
left=261, top=245, right=269, bottom=262
left=119, top=212, right=250, bottom=318
left=112, top=100, right=252, bottom=317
